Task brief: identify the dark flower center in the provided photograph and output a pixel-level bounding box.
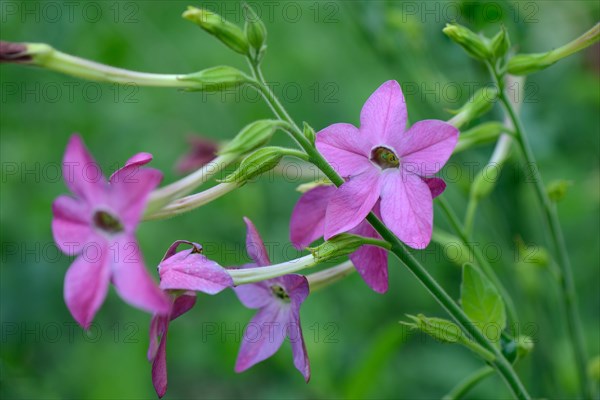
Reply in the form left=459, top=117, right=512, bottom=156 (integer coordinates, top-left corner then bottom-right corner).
left=93, top=210, right=124, bottom=234
left=271, top=285, right=290, bottom=302
left=370, top=146, right=400, bottom=169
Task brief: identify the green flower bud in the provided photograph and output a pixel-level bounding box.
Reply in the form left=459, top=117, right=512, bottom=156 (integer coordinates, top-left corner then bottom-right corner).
left=490, top=26, right=511, bottom=59
left=515, top=335, right=534, bottom=359
left=454, top=122, right=507, bottom=153
left=303, top=121, right=316, bottom=144
left=179, top=66, right=254, bottom=92
left=507, top=53, right=554, bottom=75
left=243, top=3, right=267, bottom=62
left=309, top=234, right=370, bottom=263
left=402, top=314, right=463, bottom=343
left=219, top=120, right=288, bottom=156
left=183, top=6, right=249, bottom=55
left=547, top=179, right=572, bottom=202
left=222, top=146, right=304, bottom=184
left=443, top=23, right=491, bottom=61
left=0, top=41, right=53, bottom=64
left=449, top=87, right=499, bottom=128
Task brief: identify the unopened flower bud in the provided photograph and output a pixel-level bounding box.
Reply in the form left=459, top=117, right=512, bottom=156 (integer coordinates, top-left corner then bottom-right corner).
left=449, top=87, right=499, bottom=128
left=507, top=53, right=553, bottom=75
left=243, top=3, right=267, bottom=62
left=443, top=23, right=491, bottom=61
left=179, top=66, right=254, bottom=92
left=454, top=122, right=506, bottom=153
left=183, top=7, right=249, bottom=55
left=222, top=146, right=295, bottom=184
left=0, top=41, right=52, bottom=64
left=175, top=136, right=220, bottom=174
left=515, top=335, right=534, bottom=359
left=296, top=179, right=332, bottom=193
left=219, top=120, right=288, bottom=156
left=308, top=234, right=369, bottom=263
left=402, top=314, right=463, bottom=343
left=490, top=26, right=511, bottom=59
left=303, top=121, right=316, bottom=144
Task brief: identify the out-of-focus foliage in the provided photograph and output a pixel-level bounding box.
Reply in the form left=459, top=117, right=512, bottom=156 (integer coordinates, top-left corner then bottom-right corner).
left=1, top=1, right=598, bottom=398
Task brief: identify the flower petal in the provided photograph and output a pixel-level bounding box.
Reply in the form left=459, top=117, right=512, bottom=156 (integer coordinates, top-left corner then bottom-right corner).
left=62, top=134, right=106, bottom=202
left=394, top=120, right=459, bottom=175
left=108, top=168, right=163, bottom=231
left=234, top=282, right=272, bottom=309
left=159, top=249, right=232, bottom=294
left=151, top=324, right=169, bottom=398
left=279, top=274, right=310, bottom=381
left=109, top=152, right=153, bottom=183
left=422, top=177, right=446, bottom=198
left=235, top=302, right=289, bottom=373
left=51, top=195, right=94, bottom=255
left=289, top=186, right=336, bottom=249
left=147, top=314, right=168, bottom=361
left=170, top=292, right=197, bottom=321
left=324, top=169, right=382, bottom=239
left=380, top=171, right=433, bottom=249
left=360, top=80, right=408, bottom=145
left=243, top=217, right=271, bottom=266
left=349, top=219, right=389, bottom=293
left=63, top=243, right=111, bottom=329
left=315, top=123, right=371, bottom=178
left=111, top=236, right=170, bottom=315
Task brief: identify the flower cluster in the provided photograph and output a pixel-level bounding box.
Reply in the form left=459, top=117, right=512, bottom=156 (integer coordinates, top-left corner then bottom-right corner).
left=50, top=80, right=457, bottom=397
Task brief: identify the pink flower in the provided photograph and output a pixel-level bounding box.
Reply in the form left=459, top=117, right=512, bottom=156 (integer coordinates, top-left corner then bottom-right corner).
left=51, top=134, right=170, bottom=328
left=290, top=185, right=389, bottom=293
left=149, top=241, right=232, bottom=398
left=316, top=80, right=458, bottom=249
left=234, top=218, right=310, bottom=381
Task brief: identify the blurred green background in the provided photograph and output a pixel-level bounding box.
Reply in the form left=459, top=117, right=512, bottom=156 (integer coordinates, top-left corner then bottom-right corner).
left=1, top=1, right=599, bottom=398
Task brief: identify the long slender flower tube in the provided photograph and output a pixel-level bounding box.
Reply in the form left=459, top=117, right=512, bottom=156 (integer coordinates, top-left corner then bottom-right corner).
left=315, top=80, right=459, bottom=249
left=290, top=180, right=446, bottom=293
left=233, top=218, right=310, bottom=381
left=149, top=241, right=233, bottom=398
left=51, top=135, right=170, bottom=328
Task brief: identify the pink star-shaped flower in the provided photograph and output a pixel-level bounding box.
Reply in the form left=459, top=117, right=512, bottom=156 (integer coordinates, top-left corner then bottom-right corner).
left=52, top=134, right=170, bottom=328
left=316, top=80, right=458, bottom=249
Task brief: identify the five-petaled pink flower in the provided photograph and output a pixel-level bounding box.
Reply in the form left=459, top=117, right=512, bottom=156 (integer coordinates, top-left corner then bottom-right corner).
left=234, top=218, right=310, bottom=381
left=51, top=134, right=170, bottom=328
left=149, top=240, right=232, bottom=398
left=316, top=80, right=458, bottom=249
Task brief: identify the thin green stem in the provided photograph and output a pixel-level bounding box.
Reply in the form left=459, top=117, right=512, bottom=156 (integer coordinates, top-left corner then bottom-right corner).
left=443, top=366, right=494, bottom=400
left=436, top=196, right=519, bottom=328
left=498, top=92, right=591, bottom=399
left=248, top=59, right=530, bottom=400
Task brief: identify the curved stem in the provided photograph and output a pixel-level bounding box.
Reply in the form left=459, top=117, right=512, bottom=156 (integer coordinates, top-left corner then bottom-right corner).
left=248, top=60, right=530, bottom=399
left=443, top=366, right=494, bottom=400
left=498, top=92, right=591, bottom=399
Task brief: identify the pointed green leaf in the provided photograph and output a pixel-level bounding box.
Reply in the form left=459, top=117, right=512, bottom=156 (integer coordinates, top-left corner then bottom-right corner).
left=460, top=263, right=506, bottom=342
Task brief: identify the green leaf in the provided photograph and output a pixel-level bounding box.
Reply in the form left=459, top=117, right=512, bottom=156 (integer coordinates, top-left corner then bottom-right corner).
left=460, top=263, right=506, bottom=343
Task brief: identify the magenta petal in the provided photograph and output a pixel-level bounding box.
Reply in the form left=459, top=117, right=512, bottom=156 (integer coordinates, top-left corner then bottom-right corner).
left=289, top=321, right=310, bottom=382
left=111, top=236, right=170, bottom=315
left=62, top=134, right=106, bottom=202
left=63, top=243, right=111, bottom=329
left=349, top=220, right=389, bottom=293
left=360, top=80, right=408, bottom=145
left=108, top=168, right=163, bottom=230
left=170, top=292, right=197, bottom=321
left=290, top=186, right=336, bottom=249
left=243, top=217, right=271, bottom=266
left=395, top=120, right=459, bottom=175
left=51, top=195, right=93, bottom=255
left=324, top=169, right=382, bottom=240
left=315, top=123, right=371, bottom=178
left=380, top=171, right=433, bottom=249
left=234, top=282, right=272, bottom=309
left=281, top=274, right=310, bottom=381
left=151, top=325, right=169, bottom=398
left=159, top=249, right=232, bottom=294
left=109, top=152, right=153, bottom=183
left=235, top=302, right=289, bottom=373
left=147, top=314, right=166, bottom=361
left=423, top=177, right=446, bottom=198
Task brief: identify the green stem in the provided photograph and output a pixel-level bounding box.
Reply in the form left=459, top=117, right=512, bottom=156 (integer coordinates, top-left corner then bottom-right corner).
left=498, top=91, right=591, bottom=399
left=436, top=196, right=519, bottom=328
left=248, top=59, right=530, bottom=400
left=443, top=366, right=494, bottom=400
